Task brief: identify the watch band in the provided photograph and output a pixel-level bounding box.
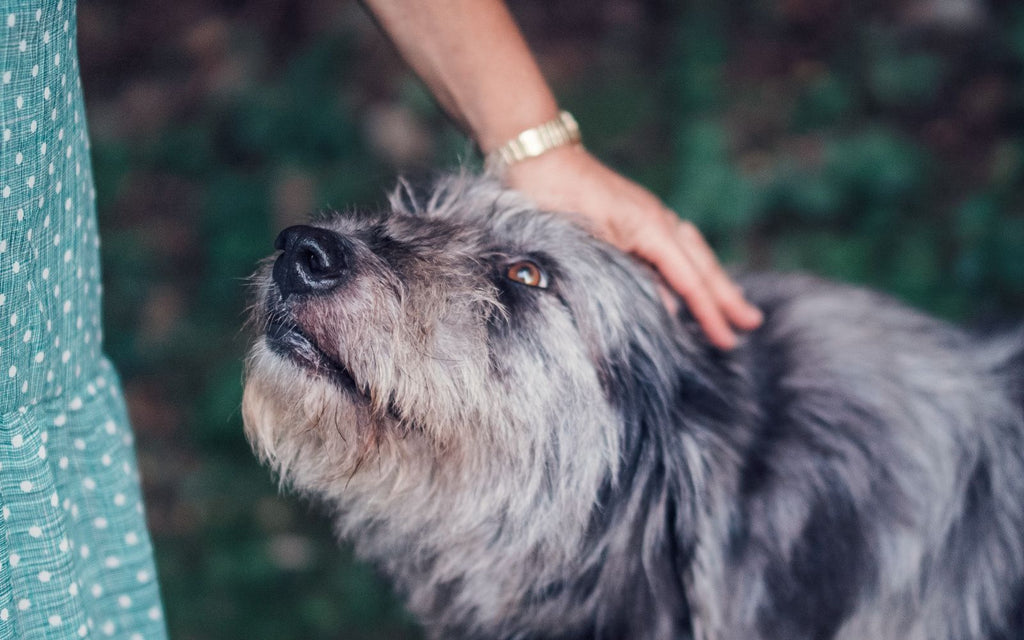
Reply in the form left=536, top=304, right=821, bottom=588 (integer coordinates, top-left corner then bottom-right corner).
left=484, top=111, right=582, bottom=173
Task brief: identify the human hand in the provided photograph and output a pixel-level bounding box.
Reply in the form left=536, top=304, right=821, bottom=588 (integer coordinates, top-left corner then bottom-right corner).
left=503, top=145, right=763, bottom=349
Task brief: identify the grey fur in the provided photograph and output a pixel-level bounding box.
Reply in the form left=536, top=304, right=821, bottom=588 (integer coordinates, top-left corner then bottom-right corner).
left=243, top=174, right=1024, bottom=640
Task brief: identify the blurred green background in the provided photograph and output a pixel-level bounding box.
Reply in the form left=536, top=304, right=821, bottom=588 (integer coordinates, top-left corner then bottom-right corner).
left=77, top=0, right=1024, bottom=638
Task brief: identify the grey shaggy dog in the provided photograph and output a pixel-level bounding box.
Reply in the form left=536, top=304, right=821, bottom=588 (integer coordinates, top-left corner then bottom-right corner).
left=243, top=174, right=1024, bottom=640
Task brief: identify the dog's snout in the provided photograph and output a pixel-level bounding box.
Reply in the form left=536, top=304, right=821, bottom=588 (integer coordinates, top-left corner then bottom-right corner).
left=273, top=225, right=351, bottom=298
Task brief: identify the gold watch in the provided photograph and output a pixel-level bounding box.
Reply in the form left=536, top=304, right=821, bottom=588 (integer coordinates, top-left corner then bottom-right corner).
left=484, top=111, right=582, bottom=173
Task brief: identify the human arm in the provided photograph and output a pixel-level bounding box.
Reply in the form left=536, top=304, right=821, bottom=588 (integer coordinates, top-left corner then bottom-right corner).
left=361, top=0, right=763, bottom=348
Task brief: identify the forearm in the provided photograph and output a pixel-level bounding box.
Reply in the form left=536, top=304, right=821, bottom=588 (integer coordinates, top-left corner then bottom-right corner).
left=361, top=0, right=559, bottom=151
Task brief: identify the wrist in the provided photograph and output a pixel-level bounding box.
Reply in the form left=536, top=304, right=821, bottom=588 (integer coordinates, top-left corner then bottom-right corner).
left=471, top=100, right=561, bottom=153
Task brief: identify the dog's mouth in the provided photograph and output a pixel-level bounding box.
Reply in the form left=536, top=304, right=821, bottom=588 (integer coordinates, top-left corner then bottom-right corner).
left=265, top=317, right=365, bottom=397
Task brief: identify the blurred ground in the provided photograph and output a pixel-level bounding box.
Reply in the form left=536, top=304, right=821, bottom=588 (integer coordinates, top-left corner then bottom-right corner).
left=78, top=0, right=1024, bottom=638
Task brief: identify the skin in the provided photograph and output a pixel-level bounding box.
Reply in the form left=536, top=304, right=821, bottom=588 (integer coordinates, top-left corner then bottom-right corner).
left=362, top=0, right=763, bottom=348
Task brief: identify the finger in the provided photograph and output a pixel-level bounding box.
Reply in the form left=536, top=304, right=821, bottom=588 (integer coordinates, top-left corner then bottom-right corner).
left=636, top=230, right=738, bottom=349
left=655, top=281, right=680, bottom=317
left=675, top=220, right=763, bottom=330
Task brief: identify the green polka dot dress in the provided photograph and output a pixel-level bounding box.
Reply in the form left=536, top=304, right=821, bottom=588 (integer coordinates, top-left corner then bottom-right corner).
left=1, top=0, right=168, bottom=637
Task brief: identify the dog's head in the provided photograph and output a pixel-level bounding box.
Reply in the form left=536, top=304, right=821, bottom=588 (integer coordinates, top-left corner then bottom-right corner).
left=248, top=175, right=682, bottom=467
left=242, top=176, right=705, bottom=616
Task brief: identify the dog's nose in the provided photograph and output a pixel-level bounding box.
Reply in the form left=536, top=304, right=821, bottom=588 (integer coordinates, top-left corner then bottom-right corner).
left=272, top=225, right=351, bottom=298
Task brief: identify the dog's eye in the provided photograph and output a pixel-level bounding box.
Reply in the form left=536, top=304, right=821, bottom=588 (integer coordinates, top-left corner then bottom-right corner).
left=506, top=261, right=548, bottom=289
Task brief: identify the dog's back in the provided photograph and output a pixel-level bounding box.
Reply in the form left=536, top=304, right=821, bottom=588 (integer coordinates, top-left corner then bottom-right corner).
left=712, top=274, right=1024, bottom=640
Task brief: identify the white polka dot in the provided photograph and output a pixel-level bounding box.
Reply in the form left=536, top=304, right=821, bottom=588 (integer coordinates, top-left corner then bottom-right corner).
left=104, top=420, right=117, bottom=434
left=11, top=434, right=24, bottom=448
left=90, top=583, right=102, bottom=597
left=59, top=538, right=70, bottom=553
left=17, top=599, right=30, bottom=611
left=102, top=454, right=112, bottom=467
left=8, top=313, right=16, bottom=326
left=93, top=517, right=108, bottom=530
left=73, top=438, right=84, bottom=450
left=69, top=582, right=79, bottom=596
left=28, top=525, right=43, bottom=538
left=54, top=413, right=66, bottom=426
left=80, top=545, right=90, bottom=559
left=118, top=595, right=132, bottom=608
left=20, top=480, right=33, bottom=492
left=38, top=570, right=51, bottom=583
left=7, top=366, right=16, bottom=378
left=136, top=570, right=150, bottom=583
left=104, top=556, right=120, bottom=569
left=49, top=614, right=62, bottom=627
left=78, top=625, right=88, bottom=638
left=148, top=606, right=162, bottom=621
left=9, top=553, right=20, bottom=567
left=125, top=532, right=139, bottom=545
left=113, top=493, right=125, bottom=506
left=38, top=445, right=47, bottom=460
left=0, top=608, right=7, bottom=621
left=102, top=620, right=115, bottom=636
left=5, top=14, right=13, bottom=27
left=83, top=477, right=96, bottom=490
left=34, top=351, right=44, bottom=363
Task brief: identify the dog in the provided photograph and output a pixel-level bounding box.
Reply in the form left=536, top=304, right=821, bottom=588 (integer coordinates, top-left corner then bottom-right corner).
left=242, top=174, right=1024, bottom=640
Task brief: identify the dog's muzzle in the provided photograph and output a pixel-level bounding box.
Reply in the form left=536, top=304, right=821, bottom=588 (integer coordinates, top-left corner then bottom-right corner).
left=273, top=225, right=351, bottom=298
